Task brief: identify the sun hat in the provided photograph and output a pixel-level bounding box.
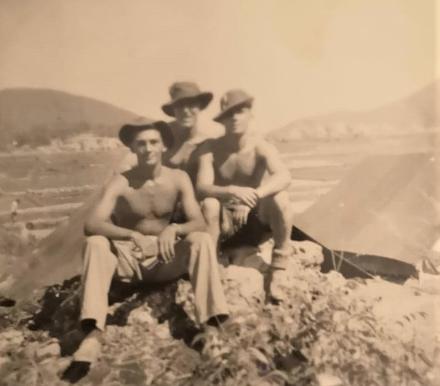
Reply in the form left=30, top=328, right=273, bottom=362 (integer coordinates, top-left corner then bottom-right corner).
left=161, top=81, right=213, bottom=117
left=119, top=116, right=173, bottom=148
left=213, top=89, right=253, bottom=123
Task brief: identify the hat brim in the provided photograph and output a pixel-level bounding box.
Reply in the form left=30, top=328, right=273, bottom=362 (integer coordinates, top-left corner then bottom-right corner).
left=161, top=92, right=213, bottom=117
left=213, top=98, right=253, bottom=123
left=119, top=121, right=174, bottom=149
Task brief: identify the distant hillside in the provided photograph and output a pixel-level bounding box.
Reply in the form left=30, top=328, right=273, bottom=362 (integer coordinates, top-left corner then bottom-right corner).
left=0, top=88, right=138, bottom=148
left=271, top=80, right=439, bottom=141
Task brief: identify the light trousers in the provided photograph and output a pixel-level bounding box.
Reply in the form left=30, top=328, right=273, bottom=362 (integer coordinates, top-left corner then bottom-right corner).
left=80, top=232, right=229, bottom=330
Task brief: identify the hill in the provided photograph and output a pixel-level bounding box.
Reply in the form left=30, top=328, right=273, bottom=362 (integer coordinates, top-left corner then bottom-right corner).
left=0, top=88, right=138, bottom=148
left=271, top=80, right=439, bottom=141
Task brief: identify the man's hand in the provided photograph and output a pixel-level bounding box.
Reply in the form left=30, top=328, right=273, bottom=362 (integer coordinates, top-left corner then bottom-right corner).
left=158, top=225, right=178, bottom=263
left=228, top=186, right=259, bottom=208
left=129, top=231, right=158, bottom=258
left=232, top=205, right=251, bottom=229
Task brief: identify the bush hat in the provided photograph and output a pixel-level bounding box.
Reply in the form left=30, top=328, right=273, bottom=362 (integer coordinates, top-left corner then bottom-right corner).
left=161, top=81, right=213, bottom=117
left=119, top=116, right=174, bottom=149
left=213, top=89, right=253, bottom=123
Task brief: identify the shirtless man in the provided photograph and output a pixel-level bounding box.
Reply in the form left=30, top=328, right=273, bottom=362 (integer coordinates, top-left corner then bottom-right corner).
left=197, top=90, right=293, bottom=302
left=119, top=82, right=213, bottom=185
left=161, top=81, right=214, bottom=184
left=69, top=117, right=228, bottom=369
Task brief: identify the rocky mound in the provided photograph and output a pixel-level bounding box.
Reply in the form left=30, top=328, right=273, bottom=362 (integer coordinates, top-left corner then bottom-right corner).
left=0, top=242, right=437, bottom=386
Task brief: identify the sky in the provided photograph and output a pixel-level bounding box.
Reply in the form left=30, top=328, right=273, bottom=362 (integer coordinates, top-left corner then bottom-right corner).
left=0, top=0, right=436, bottom=131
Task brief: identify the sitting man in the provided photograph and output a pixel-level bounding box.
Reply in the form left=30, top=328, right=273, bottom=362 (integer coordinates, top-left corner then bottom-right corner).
left=197, top=89, right=293, bottom=302
left=71, top=117, right=229, bottom=366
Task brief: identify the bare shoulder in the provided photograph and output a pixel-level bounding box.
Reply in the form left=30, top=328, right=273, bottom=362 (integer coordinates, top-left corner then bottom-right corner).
left=165, top=168, right=193, bottom=192
left=254, top=137, right=278, bottom=155
left=103, top=173, right=128, bottom=195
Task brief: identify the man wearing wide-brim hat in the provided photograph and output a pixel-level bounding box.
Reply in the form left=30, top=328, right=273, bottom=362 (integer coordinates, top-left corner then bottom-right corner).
left=64, top=117, right=228, bottom=378
left=161, top=81, right=214, bottom=184
left=196, top=89, right=294, bottom=303
left=119, top=82, right=214, bottom=185
left=118, top=116, right=174, bottom=149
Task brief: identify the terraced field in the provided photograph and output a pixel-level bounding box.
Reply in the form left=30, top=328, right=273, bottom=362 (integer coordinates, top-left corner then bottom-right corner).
left=0, top=133, right=430, bottom=243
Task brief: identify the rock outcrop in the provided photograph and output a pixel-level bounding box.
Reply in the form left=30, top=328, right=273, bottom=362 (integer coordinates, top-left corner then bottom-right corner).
left=0, top=241, right=436, bottom=386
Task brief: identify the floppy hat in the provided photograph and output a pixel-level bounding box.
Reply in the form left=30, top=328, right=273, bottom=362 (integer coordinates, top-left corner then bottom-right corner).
left=119, top=116, right=174, bottom=148
left=161, top=82, right=213, bottom=117
left=213, top=89, right=253, bottom=123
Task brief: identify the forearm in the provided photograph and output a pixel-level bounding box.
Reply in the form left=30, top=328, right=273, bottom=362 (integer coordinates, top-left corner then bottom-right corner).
left=256, top=172, right=291, bottom=199
left=172, top=218, right=206, bottom=236
left=197, top=183, right=233, bottom=201
left=84, top=220, right=134, bottom=240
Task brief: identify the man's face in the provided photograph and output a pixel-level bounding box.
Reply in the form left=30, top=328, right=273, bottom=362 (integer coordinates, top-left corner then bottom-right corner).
left=173, top=99, right=201, bottom=128
left=221, top=105, right=252, bottom=135
left=130, top=129, right=165, bottom=166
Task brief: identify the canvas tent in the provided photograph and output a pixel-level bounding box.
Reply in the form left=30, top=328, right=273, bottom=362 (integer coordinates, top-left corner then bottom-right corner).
left=295, top=152, right=439, bottom=264
left=5, top=190, right=103, bottom=301
left=4, top=153, right=436, bottom=301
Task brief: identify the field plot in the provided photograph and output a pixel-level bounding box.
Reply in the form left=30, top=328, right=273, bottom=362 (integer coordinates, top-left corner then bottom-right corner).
left=0, top=132, right=434, bottom=241
left=0, top=149, right=128, bottom=239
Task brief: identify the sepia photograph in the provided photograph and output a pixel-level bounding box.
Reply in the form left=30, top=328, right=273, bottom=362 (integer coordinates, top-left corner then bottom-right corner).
left=0, top=1, right=438, bottom=385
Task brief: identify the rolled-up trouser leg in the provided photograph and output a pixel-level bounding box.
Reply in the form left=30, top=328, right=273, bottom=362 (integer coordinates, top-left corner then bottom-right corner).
left=80, top=236, right=118, bottom=331
left=184, top=232, right=229, bottom=324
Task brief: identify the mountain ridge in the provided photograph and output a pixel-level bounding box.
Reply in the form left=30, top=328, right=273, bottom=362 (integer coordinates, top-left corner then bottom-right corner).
left=271, top=80, right=439, bottom=140
left=0, top=88, right=139, bottom=148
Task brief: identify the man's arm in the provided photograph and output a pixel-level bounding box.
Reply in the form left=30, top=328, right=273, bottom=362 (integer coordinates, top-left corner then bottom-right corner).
left=174, top=170, right=206, bottom=235
left=84, top=176, right=135, bottom=240
left=197, top=147, right=258, bottom=207
left=196, top=149, right=232, bottom=200
left=156, top=170, right=206, bottom=262
left=255, top=141, right=291, bottom=199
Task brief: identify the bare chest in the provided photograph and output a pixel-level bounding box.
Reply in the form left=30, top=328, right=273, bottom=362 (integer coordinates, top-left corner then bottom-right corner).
left=215, top=149, right=261, bottom=183
left=117, top=181, right=178, bottom=220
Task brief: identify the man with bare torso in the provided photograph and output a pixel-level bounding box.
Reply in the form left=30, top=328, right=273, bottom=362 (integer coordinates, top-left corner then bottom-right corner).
left=197, top=90, right=293, bottom=302
left=69, top=117, right=228, bottom=369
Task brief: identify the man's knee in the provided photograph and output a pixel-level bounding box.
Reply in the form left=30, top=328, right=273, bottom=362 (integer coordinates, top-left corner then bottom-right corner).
left=179, top=232, right=215, bottom=267
left=273, top=191, right=291, bottom=208
left=185, top=231, right=213, bottom=247
left=259, top=191, right=292, bottom=224
left=268, top=191, right=291, bottom=214
left=201, top=198, right=221, bottom=223
left=85, top=235, right=111, bottom=251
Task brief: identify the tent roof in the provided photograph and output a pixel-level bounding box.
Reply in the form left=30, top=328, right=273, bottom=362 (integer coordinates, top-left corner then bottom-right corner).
left=6, top=191, right=101, bottom=300
left=295, top=153, right=439, bottom=263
